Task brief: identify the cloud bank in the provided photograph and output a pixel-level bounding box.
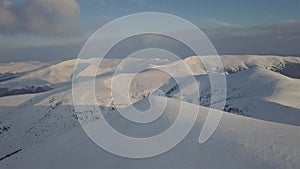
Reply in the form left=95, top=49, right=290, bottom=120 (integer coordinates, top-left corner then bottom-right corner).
left=0, top=0, right=80, bottom=36
left=206, top=21, right=300, bottom=56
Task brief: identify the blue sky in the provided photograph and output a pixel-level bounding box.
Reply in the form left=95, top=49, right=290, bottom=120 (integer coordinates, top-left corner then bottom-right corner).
left=79, top=0, right=300, bottom=27
left=0, top=0, right=300, bottom=62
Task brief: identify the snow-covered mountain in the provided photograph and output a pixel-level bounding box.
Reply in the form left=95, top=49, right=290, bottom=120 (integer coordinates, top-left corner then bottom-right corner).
left=0, top=55, right=299, bottom=169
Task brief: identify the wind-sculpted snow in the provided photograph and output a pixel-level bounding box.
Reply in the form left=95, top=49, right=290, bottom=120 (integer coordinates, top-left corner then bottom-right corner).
left=184, top=55, right=300, bottom=78
left=0, top=55, right=299, bottom=168
left=0, top=95, right=299, bottom=169
left=167, top=66, right=300, bottom=126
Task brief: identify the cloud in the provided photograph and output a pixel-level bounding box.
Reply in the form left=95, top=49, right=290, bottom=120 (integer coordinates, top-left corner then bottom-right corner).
left=0, top=0, right=80, bottom=36
left=129, top=0, right=144, bottom=4
left=206, top=21, right=300, bottom=55
left=207, top=18, right=241, bottom=28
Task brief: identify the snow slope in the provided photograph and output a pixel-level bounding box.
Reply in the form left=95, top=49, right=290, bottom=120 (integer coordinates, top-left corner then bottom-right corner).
left=184, top=55, right=300, bottom=78
left=168, top=67, right=300, bottom=126
left=0, top=95, right=299, bottom=169
left=0, top=55, right=299, bottom=169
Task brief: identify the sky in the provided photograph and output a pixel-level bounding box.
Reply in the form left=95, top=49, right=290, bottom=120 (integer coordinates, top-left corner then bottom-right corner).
left=0, top=0, right=300, bottom=62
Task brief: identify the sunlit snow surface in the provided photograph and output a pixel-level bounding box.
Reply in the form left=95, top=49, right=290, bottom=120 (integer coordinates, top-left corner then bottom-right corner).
left=0, top=55, right=300, bottom=169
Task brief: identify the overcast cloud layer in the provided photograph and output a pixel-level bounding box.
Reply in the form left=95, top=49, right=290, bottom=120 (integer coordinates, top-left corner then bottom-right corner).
left=0, top=0, right=80, bottom=36
left=207, top=21, right=300, bottom=56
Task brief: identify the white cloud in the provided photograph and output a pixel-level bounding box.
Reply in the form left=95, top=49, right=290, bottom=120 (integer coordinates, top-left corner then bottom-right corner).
left=0, top=0, right=80, bottom=35
left=206, top=18, right=241, bottom=28
left=129, top=0, right=144, bottom=4
left=206, top=21, right=300, bottom=55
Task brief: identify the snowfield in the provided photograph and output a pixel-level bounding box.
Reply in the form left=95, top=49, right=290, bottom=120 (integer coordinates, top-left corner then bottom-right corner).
left=0, top=55, right=299, bottom=169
